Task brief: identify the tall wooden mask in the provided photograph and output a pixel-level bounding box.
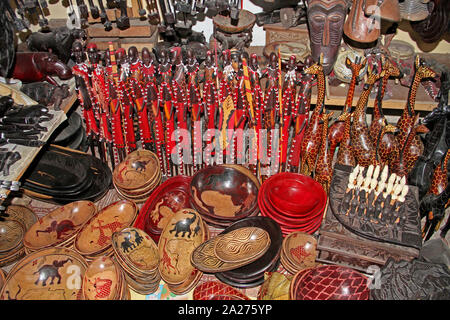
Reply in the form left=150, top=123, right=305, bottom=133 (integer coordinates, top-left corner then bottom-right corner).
left=307, top=0, right=348, bottom=75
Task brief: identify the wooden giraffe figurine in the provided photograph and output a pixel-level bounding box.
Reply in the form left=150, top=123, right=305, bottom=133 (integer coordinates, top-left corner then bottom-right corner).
left=328, top=56, right=366, bottom=159
left=428, top=149, right=450, bottom=196
left=335, top=111, right=356, bottom=167
left=350, top=68, right=385, bottom=167
left=314, top=111, right=334, bottom=193
left=300, top=61, right=326, bottom=176
left=391, top=114, right=429, bottom=177
left=368, top=57, right=401, bottom=140
left=374, top=119, right=397, bottom=166
left=421, top=149, right=450, bottom=240
left=395, top=56, right=436, bottom=161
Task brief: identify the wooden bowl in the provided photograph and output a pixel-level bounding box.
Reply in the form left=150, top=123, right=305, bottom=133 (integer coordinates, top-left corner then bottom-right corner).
left=282, top=232, right=318, bottom=270
left=74, top=200, right=138, bottom=257
left=193, top=281, right=250, bottom=300
left=214, top=227, right=270, bottom=263
left=190, top=165, right=259, bottom=222
left=112, top=227, right=159, bottom=276
left=215, top=216, right=282, bottom=282
left=0, top=220, right=25, bottom=254
left=82, top=255, right=122, bottom=300
left=213, top=9, right=256, bottom=33
left=113, top=150, right=160, bottom=191
left=135, top=175, right=191, bottom=242
left=0, top=247, right=88, bottom=300
left=158, top=208, right=206, bottom=285
left=24, top=201, right=97, bottom=251
left=4, top=205, right=38, bottom=231
left=293, top=265, right=370, bottom=300
left=264, top=172, right=326, bottom=216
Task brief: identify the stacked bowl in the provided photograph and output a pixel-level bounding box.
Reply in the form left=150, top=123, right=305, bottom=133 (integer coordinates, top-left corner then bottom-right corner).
left=259, top=172, right=327, bottom=236
left=134, top=175, right=192, bottom=243
left=0, top=247, right=89, bottom=300
left=189, top=165, right=260, bottom=228
left=23, top=201, right=97, bottom=254
left=74, top=200, right=138, bottom=262
left=289, top=265, right=370, bottom=300
left=192, top=216, right=282, bottom=288
left=158, top=208, right=208, bottom=295
left=0, top=220, right=26, bottom=267
left=0, top=204, right=37, bottom=267
left=113, top=150, right=162, bottom=203
left=82, top=255, right=130, bottom=300
left=112, top=227, right=161, bottom=295
left=280, top=231, right=318, bottom=274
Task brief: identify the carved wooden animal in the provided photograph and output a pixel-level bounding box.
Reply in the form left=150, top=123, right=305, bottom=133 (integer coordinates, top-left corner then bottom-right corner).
left=395, top=56, right=436, bottom=163
left=350, top=69, right=384, bottom=167
left=300, top=62, right=326, bottom=176
left=368, top=57, right=401, bottom=140
left=328, top=56, right=366, bottom=159
left=336, top=111, right=356, bottom=166
left=391, top=114, right=429, bottom=177
left=374, top=120, right=398, bottom=166
left=314, top=111, right=334, bottom=192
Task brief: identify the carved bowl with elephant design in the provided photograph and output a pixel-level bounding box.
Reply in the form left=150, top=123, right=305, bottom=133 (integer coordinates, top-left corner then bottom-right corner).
left=113, top=150, right=161, bottom=191
left=0, top=247, right=88, bottom=300
left=23, top=200, right=97, bottom=252
left=158, top=208, right=206, bottom=286
left=190, top=165, right=260, bottom=225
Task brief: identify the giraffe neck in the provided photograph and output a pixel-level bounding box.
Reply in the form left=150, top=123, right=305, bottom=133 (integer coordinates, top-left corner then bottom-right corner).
left=373, top=75, right=389, bottom=119
left=375, top=127, right=385, bottom=162
left=314, top=72, right=326, bottom=115
left=442, top=151, right=450, bottom=171
left=344, top=68, right=359, bottom=113
left=405, top=70, right=422, bottom=117
left=354, top=83, right=374, bottom=127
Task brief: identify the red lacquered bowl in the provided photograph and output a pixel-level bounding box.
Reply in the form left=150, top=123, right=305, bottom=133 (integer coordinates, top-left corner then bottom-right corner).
left=263, top=173, right=326, bottom=218
left=133, top=175, right=192, bottom=241
left=293, top=265, right=370, bottom=300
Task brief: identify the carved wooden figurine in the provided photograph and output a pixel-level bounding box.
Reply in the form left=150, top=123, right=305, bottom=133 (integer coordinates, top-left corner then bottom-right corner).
left=314, top=111, right=334, bottom=192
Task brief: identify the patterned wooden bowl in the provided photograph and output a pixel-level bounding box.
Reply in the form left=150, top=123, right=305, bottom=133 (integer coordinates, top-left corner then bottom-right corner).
left=292, top=265, right=370, bottom=300
left=82, top=255, right=123, bottom=300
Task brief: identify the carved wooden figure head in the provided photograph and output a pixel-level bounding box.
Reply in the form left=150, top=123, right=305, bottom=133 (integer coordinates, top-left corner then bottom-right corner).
left=306, top=0, right=348, bottom=75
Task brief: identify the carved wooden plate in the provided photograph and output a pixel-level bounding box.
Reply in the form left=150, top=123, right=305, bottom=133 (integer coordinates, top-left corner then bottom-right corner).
left=112, top=227, right=159, bottom=274
left=82, top=256, right=122, bottom=300
left=214, top=227, right=270, bottom=263
left=74, top=200, right=138, bottom=257
left=23, top=201, right=97, bottom=251
left=0, top=220, right=25, bottom=253
left=158, top=208, right=205, bottom=285
left=113, top=150, right=160, bottom=191
left=190, top=165, right=259, bottom=221
left=0, top=247, right=88, bottom=300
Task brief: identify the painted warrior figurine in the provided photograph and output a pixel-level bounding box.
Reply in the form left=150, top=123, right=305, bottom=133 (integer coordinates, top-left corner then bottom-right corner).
left=115, top=47, right=137, bottom=153
left=72, top=40, right=101, bottom=158
left=158, top=48, right=175, bottom=177
left=248, top=53, right=264, bottom=130
left=219, top=49, right=234, bottom=103
left=87, top=42, right=113, bottom=165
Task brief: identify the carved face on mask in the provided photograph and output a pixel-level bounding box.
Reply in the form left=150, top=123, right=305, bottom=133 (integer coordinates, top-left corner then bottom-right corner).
left=307, top=0, right=347, bottom=75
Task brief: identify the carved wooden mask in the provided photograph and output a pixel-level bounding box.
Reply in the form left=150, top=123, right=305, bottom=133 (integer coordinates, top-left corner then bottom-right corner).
left=307, top=0, right=347, bottom=75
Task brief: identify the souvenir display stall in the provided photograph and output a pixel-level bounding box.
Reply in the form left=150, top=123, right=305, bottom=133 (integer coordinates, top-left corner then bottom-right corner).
left=0, top=0, right=449, bottom=301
